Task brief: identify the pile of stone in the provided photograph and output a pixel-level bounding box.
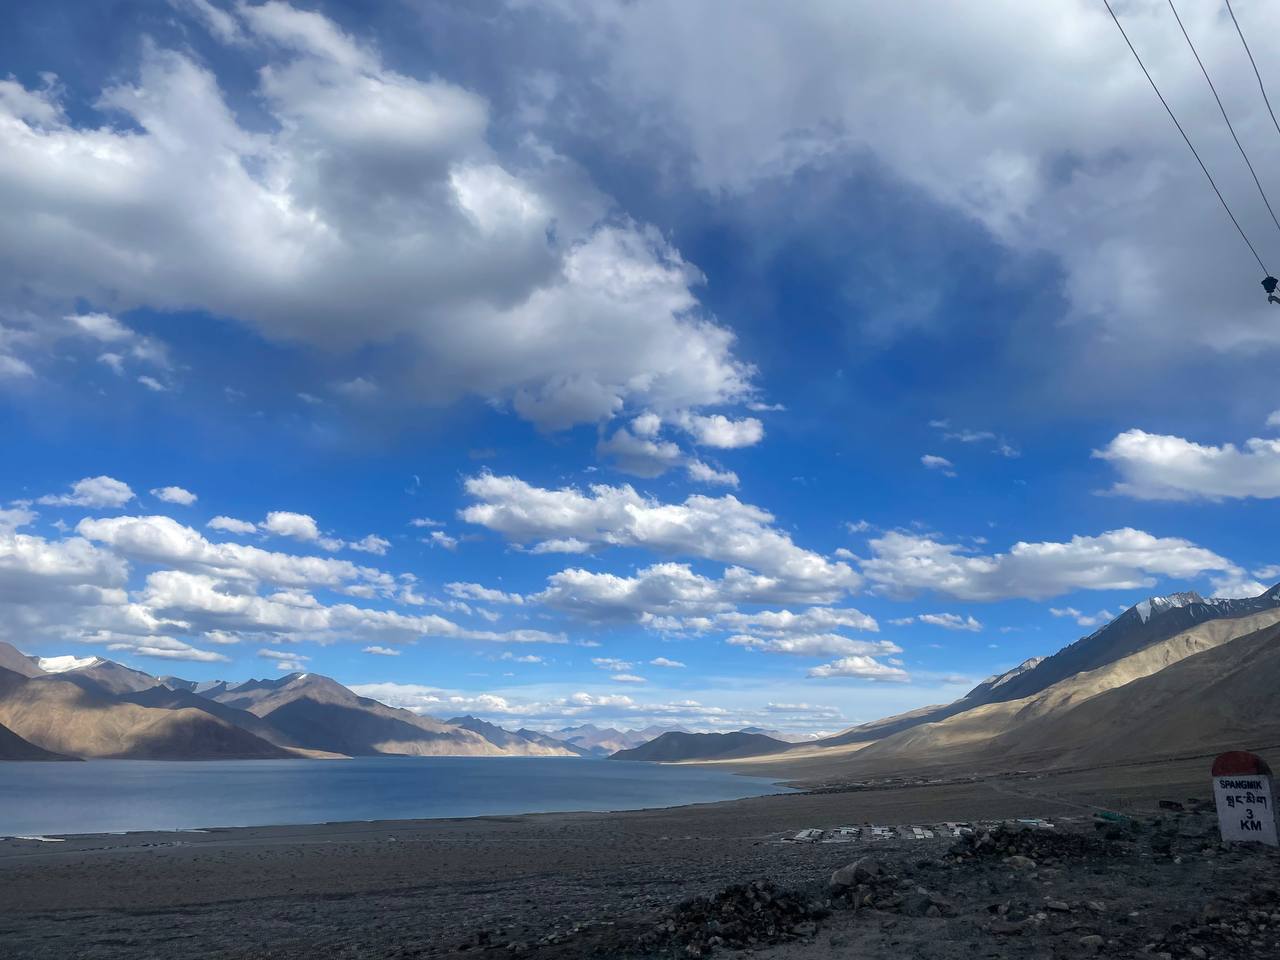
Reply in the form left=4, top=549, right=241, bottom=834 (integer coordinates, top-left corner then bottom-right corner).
left=636, top=879, right=830, bottom=957
left=826, top=857, right=952, bottom=918
left=947, top=822, right=1124, bottom=866
left=1148, top=891, right=1280, bottom=959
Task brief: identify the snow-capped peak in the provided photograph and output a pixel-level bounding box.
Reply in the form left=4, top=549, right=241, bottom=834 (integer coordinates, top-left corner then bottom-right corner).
left=37, top=654, right=103, bottom=673
left=1133, top=591, right=1205, bottom=623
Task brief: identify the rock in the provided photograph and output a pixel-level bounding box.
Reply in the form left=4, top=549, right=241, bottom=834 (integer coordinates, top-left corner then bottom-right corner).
left=1188, top=947, right=1206, bottom=959
left=1085, top=900, right=1106, bottom=913
left=830, top=857, right=886, bottom=889
left=1006, top=855, right=1037, bottom=870
left=1078, top=934, right=1104, bottom=953
left=1045, top=900, right=1070, bottom=912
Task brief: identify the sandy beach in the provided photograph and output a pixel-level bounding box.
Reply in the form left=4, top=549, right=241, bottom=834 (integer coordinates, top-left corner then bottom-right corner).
left=4, top=754, right=1273, bottom=959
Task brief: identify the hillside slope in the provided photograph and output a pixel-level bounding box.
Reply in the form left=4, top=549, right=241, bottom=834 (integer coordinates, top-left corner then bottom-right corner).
left=0, top=719, right=74, bottom=761
left=612, top=731, right=789, bottom=762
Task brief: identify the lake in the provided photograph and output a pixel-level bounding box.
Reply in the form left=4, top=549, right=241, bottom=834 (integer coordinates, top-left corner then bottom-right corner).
left=0, top=757, right=791, bottom=836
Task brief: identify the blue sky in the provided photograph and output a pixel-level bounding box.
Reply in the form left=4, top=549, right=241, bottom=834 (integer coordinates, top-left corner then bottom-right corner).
left=3, top=0, right=1280, bottom=735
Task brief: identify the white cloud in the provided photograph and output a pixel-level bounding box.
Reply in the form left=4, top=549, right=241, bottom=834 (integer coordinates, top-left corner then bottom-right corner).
left=649, top=656, right=685, bottom=668
left=0, top=353, right=35, bottom=379
left=262, top=511, right=323, bottom=542
left=410, top=517, right=444, bottom=528
left=1267, top=411, right=1280, bottom=429
left=598, top=426, right=683, bottom=477
left=348, top=534, right=390, bottom=555
left=150, top=486, right=197, bottom=506
left=807, top=656, right=910, bottom=682
left=78, top=514, right=393, bottom=591
left=446, top=581, right=524, bottom=605
left=363, top=645, right=400, bottom=656
left=610, top=673, right=646, bottom=683
left=67, top=312, right=133, bottom=343
left=1095, top=429, right=1280, bottom=501
left=728, top=633, right=902, bottom=658
left=685, top=459, right=739, bottom=487
left=0, top=12, right=754, bottom=430
left=462, top=473, right=859, bottom=602
left=542, top=0, right=1280, bottom=361
left=921, top=454, right=955, bottom=475
left=37, top=476, right=135, bottom=509
left=207, top=515, right=257, bottom=535
left=428, top=530, right=459, bottom=550
left=913, top=612, right=982, bottom=632
left=676, top=413, right=763, bottom=448
left=108, top=636, right=230, bottom=663
left=592, top=657, right=632, bottom=671
left=137, top=375, right=168, bottom=392
left=1049, top=605, right=1115, bottom=628
left=710, top=606, right=879, bottom=635
left=862, top=527, right=1238, bottom=601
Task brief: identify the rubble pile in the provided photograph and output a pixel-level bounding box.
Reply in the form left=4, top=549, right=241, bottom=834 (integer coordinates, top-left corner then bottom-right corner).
left=636, top=879, right=830, bottom=957
left=948, top=822, right=1125, bottom=866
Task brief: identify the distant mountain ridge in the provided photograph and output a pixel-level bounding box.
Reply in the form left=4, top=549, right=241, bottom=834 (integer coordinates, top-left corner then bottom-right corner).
left=0, top=645, right=669, bottom=762
left=611, top=730, right=790, bottom=763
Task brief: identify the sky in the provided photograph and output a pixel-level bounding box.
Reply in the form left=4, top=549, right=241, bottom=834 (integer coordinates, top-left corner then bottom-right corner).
left=3, top=0, right=1280, bottom=737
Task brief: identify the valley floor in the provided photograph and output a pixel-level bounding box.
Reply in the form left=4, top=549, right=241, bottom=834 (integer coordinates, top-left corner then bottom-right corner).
left=0, top=753, right=1276, bottom=959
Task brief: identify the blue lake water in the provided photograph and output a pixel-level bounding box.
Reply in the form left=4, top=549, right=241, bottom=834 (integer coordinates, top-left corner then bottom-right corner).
left=0, top=757, right=791, bottom=836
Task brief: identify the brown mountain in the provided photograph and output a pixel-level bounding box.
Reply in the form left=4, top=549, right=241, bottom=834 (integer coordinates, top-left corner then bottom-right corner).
left=119, top=686, right=315, bottom=753
left=0, top=641, right=45, bottom=679
left=611, top=730, right=790, bottom=762
left=445, top=716, right=588, bottom=757
left=61, top=658, right=162, bottom=695
left=0, top=666, right=294, bottom=760
left=730, top=587, right=1280, bottom=782
left=0, top=719, right=74, bottom=761
left=215, top=673, right=514, bottom=757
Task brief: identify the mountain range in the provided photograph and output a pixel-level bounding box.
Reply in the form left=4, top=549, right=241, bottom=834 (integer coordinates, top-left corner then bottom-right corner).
left=0, top=649, right=686, bottom=762
left=710, top=584, right=1280, bottom=777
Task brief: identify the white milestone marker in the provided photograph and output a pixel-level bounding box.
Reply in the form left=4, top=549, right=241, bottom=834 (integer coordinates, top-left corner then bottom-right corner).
left=1211, top=751, right=1278, bottom=848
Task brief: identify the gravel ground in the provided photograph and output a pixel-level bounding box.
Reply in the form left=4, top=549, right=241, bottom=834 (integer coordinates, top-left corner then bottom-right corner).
left=0, top=759, right=1274, bottom=959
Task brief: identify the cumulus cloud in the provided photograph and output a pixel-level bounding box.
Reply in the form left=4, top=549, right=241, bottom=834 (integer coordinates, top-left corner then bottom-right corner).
left=728, top=633, right=902, bottom=658
left=462, top=473, right=859, bottom=602
left=37, top=476, right=135, bottom=508
left=539, top=0, right=1280, bottom=360
left=1050, top=606, right=1116, bottom=628
left=446, top=582, right=525, bottom=605
left=348, top=534, right=390, bottom=555
left=650, top=656, right=685, bottom=668
left=0, top=6, right=754, bottom=429
left=806, top=656, right=910, bottom=682
left=610, top=673, right=646, bottom=683
left=150, top=486, right=197, bottom=506
left=894, top=612, right=982, bottom=632
left=77, top=515, right=394, bottom=591
left=207, top=515, right=257, bottom=535
left=676, top=413, right=764, bottom=448
left=862, top=527, right=1238, bottom=601
left=1095, top=429, right=1280, bottom=501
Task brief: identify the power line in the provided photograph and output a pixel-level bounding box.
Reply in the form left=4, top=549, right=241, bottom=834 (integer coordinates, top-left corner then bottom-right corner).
left=1168, top=0, right=1280, bottom=238
left=1223, top=0, right=1280, bottom=144
left=1101, top=0, right=1268, bottom=274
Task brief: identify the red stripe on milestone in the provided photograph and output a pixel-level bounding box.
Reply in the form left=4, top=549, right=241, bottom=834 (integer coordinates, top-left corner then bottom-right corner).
left=1211, top=751, right=1273, bottom=777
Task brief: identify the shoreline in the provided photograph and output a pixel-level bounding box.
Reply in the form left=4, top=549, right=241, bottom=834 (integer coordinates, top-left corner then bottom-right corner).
left=0, top=755, right=1245, bottom=959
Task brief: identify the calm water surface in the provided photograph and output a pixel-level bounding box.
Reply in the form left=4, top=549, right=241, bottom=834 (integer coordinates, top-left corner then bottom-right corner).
left=0, top=757, right=790, bottom=836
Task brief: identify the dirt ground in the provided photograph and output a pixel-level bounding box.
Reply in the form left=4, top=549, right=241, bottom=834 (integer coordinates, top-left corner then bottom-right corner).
left=0, top=755, right=1275, bottom=959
